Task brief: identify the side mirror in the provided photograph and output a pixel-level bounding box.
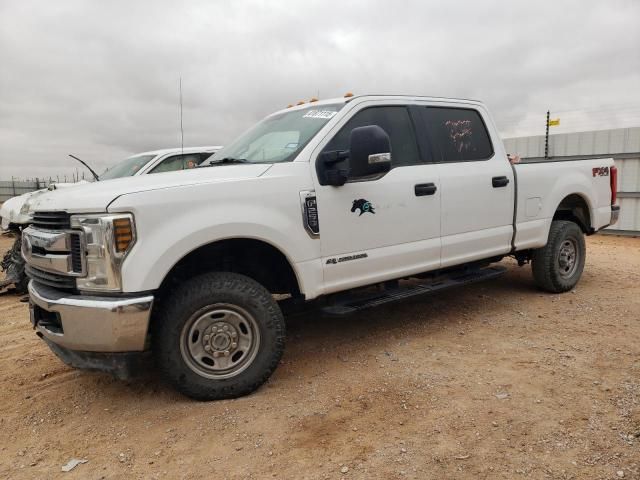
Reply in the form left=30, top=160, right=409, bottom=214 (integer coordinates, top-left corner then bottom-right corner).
left=349, top=125, right=391, bottom=178
left=317, top=124, right=392, bottom=186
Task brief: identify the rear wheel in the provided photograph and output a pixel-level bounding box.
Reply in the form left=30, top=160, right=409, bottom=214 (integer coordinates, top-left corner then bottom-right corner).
left=531, top=220, right=585, bottom=293
left=153, top=272, right=285, bottom=400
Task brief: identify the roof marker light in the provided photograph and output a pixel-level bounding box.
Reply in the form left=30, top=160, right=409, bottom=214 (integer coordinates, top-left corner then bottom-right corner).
left=344, top=92, right=354, bottom=98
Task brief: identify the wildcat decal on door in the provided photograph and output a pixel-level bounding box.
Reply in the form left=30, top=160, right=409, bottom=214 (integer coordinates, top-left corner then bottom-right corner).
left=351, top=199, right=375, bottom=216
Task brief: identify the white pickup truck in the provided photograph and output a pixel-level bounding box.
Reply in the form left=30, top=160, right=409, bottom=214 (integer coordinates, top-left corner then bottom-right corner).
left=1, top=146, right=221, bottom=292
left=21, top=95, right=619, bottom=400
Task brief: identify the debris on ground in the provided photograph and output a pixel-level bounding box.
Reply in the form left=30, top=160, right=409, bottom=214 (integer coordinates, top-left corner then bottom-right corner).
left=61, top=459, right=88, bottom=472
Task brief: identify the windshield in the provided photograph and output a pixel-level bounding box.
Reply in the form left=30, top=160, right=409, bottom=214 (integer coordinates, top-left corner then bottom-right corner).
left=210, top=104, right=344, bottom=164
left=100, top=154, right=157, bottom=180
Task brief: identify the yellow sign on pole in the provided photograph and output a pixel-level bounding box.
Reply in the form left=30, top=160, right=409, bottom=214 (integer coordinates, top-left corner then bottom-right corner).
left=548, top=118, right=560, bottom=126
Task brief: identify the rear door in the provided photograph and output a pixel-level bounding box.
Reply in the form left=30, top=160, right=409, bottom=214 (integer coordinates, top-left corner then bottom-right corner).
left=417, top=105, right=514, bottom=267
left=312, top=104, right=441, bottom=294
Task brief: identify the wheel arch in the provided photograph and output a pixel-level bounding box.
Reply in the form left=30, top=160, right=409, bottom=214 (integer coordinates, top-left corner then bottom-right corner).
left=155, top=237, right=303, bottom=302
left=553, top=193, right=593, bottom=234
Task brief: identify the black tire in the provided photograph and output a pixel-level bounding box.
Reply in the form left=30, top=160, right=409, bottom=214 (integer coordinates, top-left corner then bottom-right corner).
left=152, top=272, right=285, bottom=400
left=14, top=273, right=29, bottom=295
left=531, top=220, right=585, bottom=293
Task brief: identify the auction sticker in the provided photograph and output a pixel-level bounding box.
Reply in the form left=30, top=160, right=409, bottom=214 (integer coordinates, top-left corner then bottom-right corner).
left=303, top=110, right=338, bottom=119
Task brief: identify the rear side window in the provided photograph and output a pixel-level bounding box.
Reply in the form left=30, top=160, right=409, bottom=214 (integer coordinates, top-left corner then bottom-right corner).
left=323, top=106, right=422, bottom=167
left=422, top=107, right=493, bottom=162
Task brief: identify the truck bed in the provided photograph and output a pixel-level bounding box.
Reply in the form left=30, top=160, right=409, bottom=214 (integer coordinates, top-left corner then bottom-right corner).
left=513, top=157, right=615, bottom=250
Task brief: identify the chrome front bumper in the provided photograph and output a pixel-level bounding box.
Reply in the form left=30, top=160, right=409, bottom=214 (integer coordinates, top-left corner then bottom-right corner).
left=29, top=281, right=153, bottom=352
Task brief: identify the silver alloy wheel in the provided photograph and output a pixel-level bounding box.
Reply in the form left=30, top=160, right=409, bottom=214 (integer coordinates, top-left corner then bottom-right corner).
left=557, top=238, right=579, bottom=278
left=180, top=303, right=261, bottom=379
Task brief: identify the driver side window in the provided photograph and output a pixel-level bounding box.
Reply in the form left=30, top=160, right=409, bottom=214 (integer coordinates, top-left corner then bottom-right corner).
left=323, top=106, right=422, bottom=169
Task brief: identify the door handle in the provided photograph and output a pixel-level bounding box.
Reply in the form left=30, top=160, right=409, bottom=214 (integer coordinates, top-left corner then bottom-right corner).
left=415, top=183, right=437, bottom=196
left=492, top=176, right=510, bottom=188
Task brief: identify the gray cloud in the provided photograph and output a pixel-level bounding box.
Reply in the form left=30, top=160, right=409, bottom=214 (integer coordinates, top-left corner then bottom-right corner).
left=1, top=0, right=639, bottom=179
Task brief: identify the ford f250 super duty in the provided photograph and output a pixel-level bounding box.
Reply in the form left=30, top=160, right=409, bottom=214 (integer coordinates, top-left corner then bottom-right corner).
left=21, top=95, right=620, bottom=400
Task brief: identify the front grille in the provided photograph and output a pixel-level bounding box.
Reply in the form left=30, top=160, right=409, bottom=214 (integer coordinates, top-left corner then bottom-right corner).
left=32, top=211, right=71, bottom=230
left=70, top=233, right=83, bottom=273
left=26, top=265, right=76, bottom=291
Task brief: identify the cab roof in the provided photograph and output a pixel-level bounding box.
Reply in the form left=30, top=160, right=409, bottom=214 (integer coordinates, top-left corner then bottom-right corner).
left=134, top=146, right=223, bottom=157
left=272, top=94, right=484, bottom=116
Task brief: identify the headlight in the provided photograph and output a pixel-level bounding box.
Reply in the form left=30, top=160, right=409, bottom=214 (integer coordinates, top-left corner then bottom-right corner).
left=70, top=213, right=136, bottom=292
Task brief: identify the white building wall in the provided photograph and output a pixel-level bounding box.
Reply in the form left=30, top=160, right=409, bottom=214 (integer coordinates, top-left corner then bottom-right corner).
left=504, top=127, right=640, bottom=158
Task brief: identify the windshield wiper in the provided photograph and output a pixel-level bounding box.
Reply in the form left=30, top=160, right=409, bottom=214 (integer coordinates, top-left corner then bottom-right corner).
left=208, top=157, right=250, bottom=165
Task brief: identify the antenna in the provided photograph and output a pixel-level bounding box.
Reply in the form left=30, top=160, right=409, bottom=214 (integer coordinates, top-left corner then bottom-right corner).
left=179, top=76, right=184, bottom=156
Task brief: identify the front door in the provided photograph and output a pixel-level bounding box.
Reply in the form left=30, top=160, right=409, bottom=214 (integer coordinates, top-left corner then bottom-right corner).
left=312, top=105, right=441, bottom=294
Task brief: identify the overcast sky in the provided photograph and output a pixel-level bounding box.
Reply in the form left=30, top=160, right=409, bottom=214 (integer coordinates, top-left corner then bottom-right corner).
left=1, top=0, right=639, bottom=179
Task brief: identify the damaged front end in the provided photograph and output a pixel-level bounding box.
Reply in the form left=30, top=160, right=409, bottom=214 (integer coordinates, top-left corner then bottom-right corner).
left=1, top=232, right=28, bottom=293
left=1, top=185, right=59, bottom=293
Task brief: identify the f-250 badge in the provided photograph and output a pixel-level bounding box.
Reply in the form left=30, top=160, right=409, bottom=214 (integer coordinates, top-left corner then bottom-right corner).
left=592, top=167, right=609, bottom=177
left=351, top=199, right=375, bottom=216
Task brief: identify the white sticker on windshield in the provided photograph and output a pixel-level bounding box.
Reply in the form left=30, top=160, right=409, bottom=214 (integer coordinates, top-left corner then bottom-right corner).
left=303, top=110, right=338, bottom=119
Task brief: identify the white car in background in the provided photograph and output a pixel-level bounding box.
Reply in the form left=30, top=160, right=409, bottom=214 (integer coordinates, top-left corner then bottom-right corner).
left=1, top=146, right=222, bottom=292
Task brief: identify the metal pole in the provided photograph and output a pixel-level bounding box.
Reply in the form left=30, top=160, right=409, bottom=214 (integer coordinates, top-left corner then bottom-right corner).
left=12, top=176, right=16, bottom=196
left=544, top=110, right=550, bottom=159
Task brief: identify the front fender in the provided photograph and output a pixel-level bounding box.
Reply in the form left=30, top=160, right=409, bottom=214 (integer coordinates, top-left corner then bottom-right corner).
left=109, top=177, right=319, bottom=293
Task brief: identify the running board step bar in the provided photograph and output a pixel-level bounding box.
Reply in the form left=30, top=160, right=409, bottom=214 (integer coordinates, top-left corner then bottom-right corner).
left=321, top=265, right=507, bottom=316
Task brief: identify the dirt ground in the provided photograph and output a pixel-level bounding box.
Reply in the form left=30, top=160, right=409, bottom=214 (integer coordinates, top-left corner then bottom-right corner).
left=0, top=234, right=639, bottom=480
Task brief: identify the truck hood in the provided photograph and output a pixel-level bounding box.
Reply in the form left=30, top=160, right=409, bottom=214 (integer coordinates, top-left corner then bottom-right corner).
left=27, top=164, right=272, bottom=213
left=1, top=182, right=84, bottom=228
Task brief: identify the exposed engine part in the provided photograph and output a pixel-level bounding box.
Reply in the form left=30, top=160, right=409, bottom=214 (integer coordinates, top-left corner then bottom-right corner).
left=1, top=234, right=28, bottom=293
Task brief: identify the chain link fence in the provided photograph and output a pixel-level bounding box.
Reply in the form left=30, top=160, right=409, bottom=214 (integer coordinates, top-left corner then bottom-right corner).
left=0, top=179, right=56, bottom=202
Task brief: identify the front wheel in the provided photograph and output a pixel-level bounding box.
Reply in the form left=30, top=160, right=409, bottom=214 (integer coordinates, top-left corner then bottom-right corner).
left=531, top=220, right=586, bottom=293
left=153, top=272, right=285, bottom=400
